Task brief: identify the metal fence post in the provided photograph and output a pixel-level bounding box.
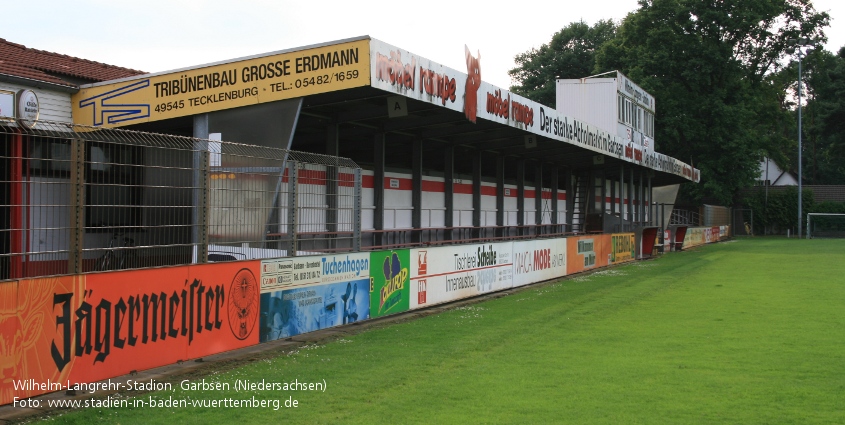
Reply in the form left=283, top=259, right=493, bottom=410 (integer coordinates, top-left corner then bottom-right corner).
left=69, top=138, right=86, bottom=274
left=353, top=168, right=362, bottom=251
left=287, top=161, right=299, bottom=256
left=196, top=142, right=209, bottom=263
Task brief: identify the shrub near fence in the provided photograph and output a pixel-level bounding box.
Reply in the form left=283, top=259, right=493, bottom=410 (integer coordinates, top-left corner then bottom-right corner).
left=742, top=186, right=818, bottom=235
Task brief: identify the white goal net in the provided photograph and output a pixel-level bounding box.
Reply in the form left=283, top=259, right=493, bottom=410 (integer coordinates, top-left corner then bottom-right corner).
left=806, top=213, right=845, bottom=238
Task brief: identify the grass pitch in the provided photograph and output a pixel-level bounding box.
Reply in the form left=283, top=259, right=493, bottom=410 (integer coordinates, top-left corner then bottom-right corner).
left=30, top=238, right=845, bottom=424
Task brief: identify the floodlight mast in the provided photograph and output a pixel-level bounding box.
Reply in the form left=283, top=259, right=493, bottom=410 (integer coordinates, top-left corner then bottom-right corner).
left=785, top=38, right=815, bottom=239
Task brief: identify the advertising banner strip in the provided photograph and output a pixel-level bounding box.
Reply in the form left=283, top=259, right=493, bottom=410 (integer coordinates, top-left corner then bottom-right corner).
left=610, top=233, right=636, bottom=264
left=260, top=253, right=370, bottom=293
left=369, top=39, right=699, bottom=183
left=409, top=242, right=513, bottom=310
left=258, top=252, right=372, bottom=340
left=683, top=227, right=713, bottom=248
left=73, top=38, right=370, bottom=128
left=2, top=263, right=261, bottom=405
left=512, top=239, right=567, bottom=287
left=566, top=235, right=611, bottom=275
left=369, top=250, right=411, bottom=318
left=260, top=279, right=370, bottom=342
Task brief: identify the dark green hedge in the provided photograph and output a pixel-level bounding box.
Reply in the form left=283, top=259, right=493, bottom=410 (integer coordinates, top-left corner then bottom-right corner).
left=741, top=187, right=845, bottom=234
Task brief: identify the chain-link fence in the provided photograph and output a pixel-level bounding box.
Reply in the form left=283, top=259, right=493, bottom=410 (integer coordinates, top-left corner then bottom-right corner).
left=732, top=208, right=753, bottom=236
left=0, top=119, right=361, bottom=280
left=701, top=204, right=731, bottom=227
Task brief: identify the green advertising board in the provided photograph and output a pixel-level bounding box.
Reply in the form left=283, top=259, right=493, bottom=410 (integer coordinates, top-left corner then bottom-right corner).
left=369, top=250, right=410, bottom=318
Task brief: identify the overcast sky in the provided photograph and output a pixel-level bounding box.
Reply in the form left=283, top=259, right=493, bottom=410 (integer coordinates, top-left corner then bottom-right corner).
left=5, top=0, right=844, bottom=89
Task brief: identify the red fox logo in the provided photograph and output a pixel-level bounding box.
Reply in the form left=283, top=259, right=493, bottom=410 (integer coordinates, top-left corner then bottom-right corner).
left=464, top=46, right=481, bottom=123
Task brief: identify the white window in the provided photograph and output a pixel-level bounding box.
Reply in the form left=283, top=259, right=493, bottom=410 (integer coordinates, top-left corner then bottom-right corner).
left=618, top=95, right=623, bottom=122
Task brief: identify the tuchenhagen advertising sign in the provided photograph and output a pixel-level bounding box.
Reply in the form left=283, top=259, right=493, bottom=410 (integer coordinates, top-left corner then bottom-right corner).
left=73, top=38, right=370, bottom=128
left=259, top=253, right=370, bottom=341
left=259, top=280, right=369, bottom=342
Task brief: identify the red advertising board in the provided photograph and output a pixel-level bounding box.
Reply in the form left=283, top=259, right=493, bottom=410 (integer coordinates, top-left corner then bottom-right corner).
left=0, top=262, right=259, bottom=405
left=1, top=276, right=84, bottom=404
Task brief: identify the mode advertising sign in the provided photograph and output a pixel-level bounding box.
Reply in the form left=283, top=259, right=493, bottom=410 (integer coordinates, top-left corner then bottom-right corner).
left=409, top=242, right=513, bottom=310
left=73, top=38, right=370, bottom=128
left=512, top=239, right=567, bottom=287
left=369, top=250, right=410, bottom=318
left=259, top=253, right=370, bottom=341
left=0, top=263, right=261, bottom=405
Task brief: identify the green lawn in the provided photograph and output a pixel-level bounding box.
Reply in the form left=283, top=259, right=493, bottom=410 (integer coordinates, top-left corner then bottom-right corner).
left=30, top=238, right=845, bottom=424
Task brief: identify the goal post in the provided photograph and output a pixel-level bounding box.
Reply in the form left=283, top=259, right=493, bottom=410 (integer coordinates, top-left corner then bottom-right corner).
left=806, top=213, right=845, bottom=239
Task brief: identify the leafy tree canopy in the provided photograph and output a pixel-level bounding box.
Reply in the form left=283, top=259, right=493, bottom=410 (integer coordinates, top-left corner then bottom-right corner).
left=509, top=19, right=617, bottom=107
left=508, top=0, right=831, bottom=205
left=805, top=46, right=845, bottom=183
left=597, top=0, right=828, bottom=205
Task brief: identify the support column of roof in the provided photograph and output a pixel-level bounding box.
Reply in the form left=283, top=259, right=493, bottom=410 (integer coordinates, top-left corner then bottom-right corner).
left=413, top=139, right=423, bottom=244
left=496, top=155, right=505, bottom=238
left=648, top=173, right=653, bottom=226
left=535, top=162, right=543, bottom=236
left=620, top=164, right=625, bottom=233
left=551, top=166, right=559, bottom=234
left=373, top=132, right=385, bottom=247
left=628, top=167, right=634, bottom=224
left=517, top=159, right=526, bottom=236
left=445, top=145, right=454, bottom=242
left=326, top=122, right=339, bottom=251
left=610, top=178, right=617, bottom=232
left=565, top=168, right=573, bottom=233
left=472, top=151, right=482, bottom=240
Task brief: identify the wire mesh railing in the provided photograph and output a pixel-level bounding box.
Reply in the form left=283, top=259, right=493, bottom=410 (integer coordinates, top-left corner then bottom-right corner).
left=701, top=204, right=731, bottom=227
left=0, top=118, right=361, bottom=280
left=670, top=208, right=700, bottom=226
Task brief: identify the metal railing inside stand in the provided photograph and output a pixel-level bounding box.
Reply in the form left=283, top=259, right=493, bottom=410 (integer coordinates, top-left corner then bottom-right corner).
left=362, top=224, right=572, bottom=250
left=0, top=119, right=361, bottom=280
left=670, top=208, right=700, bottom=226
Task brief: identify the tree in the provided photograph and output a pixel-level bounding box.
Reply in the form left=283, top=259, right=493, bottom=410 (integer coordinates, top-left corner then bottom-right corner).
left=509, top=20, right=617, bottom=107
left=594, top=0, right=829, bottom=204
left=805, top=46, right=845, bottom=183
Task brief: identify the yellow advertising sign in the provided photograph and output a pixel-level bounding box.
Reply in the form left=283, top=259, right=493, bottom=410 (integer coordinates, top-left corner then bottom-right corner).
left=72, top=39, right=370, bottom=128
left=610, top=233, right=636, bottom=264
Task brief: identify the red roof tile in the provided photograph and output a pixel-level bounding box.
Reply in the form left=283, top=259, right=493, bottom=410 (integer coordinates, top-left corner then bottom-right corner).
left=0, top=61, right=71, bottom=86
left=0, top=38, right=145, bottom=87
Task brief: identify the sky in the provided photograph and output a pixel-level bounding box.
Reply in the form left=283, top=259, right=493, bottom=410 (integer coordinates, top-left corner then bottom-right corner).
left=4, top=0, right=844, bottom=89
